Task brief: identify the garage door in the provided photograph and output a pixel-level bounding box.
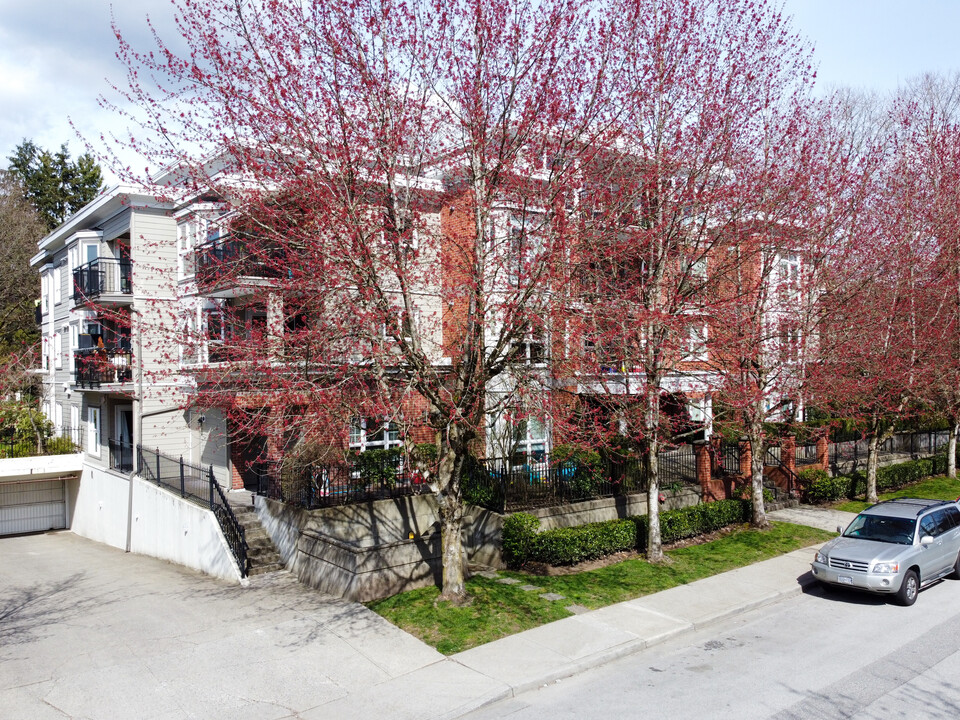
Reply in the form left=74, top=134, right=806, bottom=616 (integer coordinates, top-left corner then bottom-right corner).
left=0, top=479, right=67, bottom=535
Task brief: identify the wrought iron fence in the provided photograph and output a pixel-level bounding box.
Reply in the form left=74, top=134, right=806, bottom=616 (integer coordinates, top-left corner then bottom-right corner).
left=137, top=446, right=248, bottom=577
left=795, top=443, right=819, bottom=466
left=260, top=452, right=430, bottom=509
left=73, top=257, right=132, bottom=303
left=108, top=438, right=134, bottom=472
left=658, top=444, right=697, bottom=486
left=829, top=430, right=950, bottom=467
left=0, top=426, right=82, bottom=458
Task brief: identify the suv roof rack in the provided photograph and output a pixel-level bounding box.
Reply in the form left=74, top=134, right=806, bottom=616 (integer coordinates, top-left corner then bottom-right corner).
left=873, top=498, right=952, bottom=516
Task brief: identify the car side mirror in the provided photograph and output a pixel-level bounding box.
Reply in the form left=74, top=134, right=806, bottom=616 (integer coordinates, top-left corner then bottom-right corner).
left=921, top=535, right=934, bottom=547
left=837, top=525, right=843, bottom=534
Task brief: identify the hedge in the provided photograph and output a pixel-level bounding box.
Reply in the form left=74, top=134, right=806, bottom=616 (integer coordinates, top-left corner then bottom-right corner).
left=799, top=454, right=951, bottom=504
left=502, top=499, right=751, bottom=568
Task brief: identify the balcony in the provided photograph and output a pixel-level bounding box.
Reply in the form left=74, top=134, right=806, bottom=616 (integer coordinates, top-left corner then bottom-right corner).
left=75, top=343, right=133, bottom=388
left=194, top=238, right=283, bottom=297
left=73, top=258, right=133, bottom=306
left=108, top=438, right=135, bottom=472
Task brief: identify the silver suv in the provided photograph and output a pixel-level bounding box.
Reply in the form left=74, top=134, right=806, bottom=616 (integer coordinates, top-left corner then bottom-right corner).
left=810, top=498, right=960, bottom=606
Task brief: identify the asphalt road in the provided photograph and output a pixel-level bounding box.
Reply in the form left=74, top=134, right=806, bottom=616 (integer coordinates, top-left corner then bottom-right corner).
left=461, top=572, right=960, bottom=719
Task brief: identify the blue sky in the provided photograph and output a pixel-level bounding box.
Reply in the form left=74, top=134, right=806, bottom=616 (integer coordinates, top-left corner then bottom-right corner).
left=1, top=0, right=958, bottom=178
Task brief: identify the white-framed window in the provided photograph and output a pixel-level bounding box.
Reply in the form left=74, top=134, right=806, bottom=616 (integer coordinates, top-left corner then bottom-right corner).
left=510, top=325, right=547, bottom=364
left=70, top=405, right=79, bottom=434
left=349, top=417, right=401, bottom=452
left=511, top=417, right=548, bottom=465
left=177, top=216, right=198, bottom=280
left=54, top=403, right=63, bottom=431
left=87, top=407, right=101, bottom=456
left=53, top=264, right=63, bottom=305
left=778, top=253, right=800, bottom=302
left=685, top=323, right=708, bottom=360
left=69, top=324, right=79, bottom=372
left=41, top=274, right=49, bottom=314
left=42, top=336, right=50, bottom=371
left=54, top=332, right=63, bottom=369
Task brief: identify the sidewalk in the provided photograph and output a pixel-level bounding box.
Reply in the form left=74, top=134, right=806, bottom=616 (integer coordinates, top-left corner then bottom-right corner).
left=308, top=506, right=857, bottom=720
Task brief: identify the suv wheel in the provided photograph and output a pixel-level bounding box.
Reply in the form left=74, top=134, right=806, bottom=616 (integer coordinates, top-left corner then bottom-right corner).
left=896, top=569, right=919, bottom=606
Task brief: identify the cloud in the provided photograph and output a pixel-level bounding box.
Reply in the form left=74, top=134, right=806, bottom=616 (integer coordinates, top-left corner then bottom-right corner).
left=0, top=0, right=180, bottom=177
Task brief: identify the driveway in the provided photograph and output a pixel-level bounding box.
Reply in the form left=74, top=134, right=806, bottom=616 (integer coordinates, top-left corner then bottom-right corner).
left=0, top=531, right=442, bottom=719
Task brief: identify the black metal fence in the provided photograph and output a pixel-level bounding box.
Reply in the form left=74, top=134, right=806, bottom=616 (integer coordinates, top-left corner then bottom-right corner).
left=829, top=430, right=950, bottom=468
left=795, top=442, right=819, bottom=466
left=137, top=446, right=249, bottom=577
left=0, top=426, right=82, bottom=458
left=264, top=446, right=704, bottom=514
left=259, top=452, right=431, bottom=509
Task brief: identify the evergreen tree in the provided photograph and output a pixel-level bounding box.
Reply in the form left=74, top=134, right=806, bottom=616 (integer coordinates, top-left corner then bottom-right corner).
left=7, top=141, right=104, bottom=231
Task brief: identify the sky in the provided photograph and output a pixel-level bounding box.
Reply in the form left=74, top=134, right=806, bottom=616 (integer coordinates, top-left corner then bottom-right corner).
left=1, top=0, right=959, bottom=182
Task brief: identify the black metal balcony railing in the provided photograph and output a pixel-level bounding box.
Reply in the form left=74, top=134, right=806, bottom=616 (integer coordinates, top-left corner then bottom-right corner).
left=73, top=258, right=132, bottom=303
left=75, top=347, right=133, bottom=388
left=194, top=238, right=283, bottom=289
left=108, top=438, right=135, bottom=472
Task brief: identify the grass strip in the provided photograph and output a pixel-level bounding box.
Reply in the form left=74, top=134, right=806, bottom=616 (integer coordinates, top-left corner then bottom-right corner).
left=835, top=475, right=960, bottom=514
left=368, top=521, right=832, bottom=655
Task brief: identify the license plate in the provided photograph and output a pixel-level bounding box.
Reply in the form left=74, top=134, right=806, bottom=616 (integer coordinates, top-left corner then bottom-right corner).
left=837, top=576, right=853, bottom=585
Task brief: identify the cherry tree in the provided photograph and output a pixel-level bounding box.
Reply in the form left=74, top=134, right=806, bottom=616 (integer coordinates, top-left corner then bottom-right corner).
left=567, top=0, right=818, bottom=553
left=106, top=0, right=613, bottom=600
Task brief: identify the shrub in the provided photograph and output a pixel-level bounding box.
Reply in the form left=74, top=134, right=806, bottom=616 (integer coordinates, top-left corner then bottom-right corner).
left=552, top=443, right=605, bottom=501
left=45, top=436, right=78, bottom=455
left=350, top=447, right=403, bottom=487
left=502, top=512, right=540, bottom=567
left=532, top=519, right=637, bottom=566
left=502, top=499, right=751, bottom=567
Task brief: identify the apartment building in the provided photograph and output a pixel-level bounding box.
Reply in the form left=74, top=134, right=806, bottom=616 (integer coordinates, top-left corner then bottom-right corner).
left=31, top=184, right=231, bottom=484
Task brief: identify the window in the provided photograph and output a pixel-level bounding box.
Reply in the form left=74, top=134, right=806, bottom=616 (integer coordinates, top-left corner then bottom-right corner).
left=70, top=405, right=79, bottom=434
left=54, top=332, right=63, bottom=369
left=41, top=274, right=49, bottom=314
left=42, top=336, right=50, bottom=371
left=54, top=403, right=63, bottom=431
left=510, top=325, right=546, bottom=364
left=69, top=324, right=79, bottom=372
left=511, top=417, right=548, bottom=465
left=349, top=417, right=401, bottom=452
left=88, top=407, right=101, bottom=456
left=778, top=253, right=800, bottom=302
left=54, top=264, right=63, bottom=305
left=685, top=323, right=708, bottom=360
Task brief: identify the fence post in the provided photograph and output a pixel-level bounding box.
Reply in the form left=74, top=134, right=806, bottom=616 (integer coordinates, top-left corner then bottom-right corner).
left=816, top=434, right=829, bottom=471
left=180, top=456, right=186, bottom=498
left=156, top=449, right=161, bottom=487
left=209, top=466, right=215, bottom=510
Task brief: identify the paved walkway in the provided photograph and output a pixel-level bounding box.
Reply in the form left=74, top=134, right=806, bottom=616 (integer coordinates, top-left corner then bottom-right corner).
left=0, top=506, right=855, bottom=719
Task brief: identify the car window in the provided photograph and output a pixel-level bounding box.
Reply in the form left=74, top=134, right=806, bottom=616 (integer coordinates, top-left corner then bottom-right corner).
left=844, top=514, right=916, bottom=544
left=943, top=506, right=960, bottom=530
left=933, top=509, right=956, bottom=535
left=920, top=514, right=939, bottom=538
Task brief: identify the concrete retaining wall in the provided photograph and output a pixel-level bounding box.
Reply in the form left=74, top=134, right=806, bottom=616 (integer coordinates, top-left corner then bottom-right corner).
left=528, top=487, right=699, bottom=531
left=253, top=489, right=700, bottom=602
left=69, top=464, right=242, bottom=583
left=255, top=493, right=502, bottom=602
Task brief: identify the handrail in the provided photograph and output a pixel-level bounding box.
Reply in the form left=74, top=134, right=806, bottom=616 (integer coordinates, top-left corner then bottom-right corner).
left=137, top=445, right=249, bottom=577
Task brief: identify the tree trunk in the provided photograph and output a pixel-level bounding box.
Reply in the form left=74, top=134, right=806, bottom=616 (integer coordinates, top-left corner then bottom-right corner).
left=948, top=422, right=958, bottom=479
left=865, top=433, right=880, bottom=505
left=646, top=439, right=663, bottom=562
left=748, top=427, right=769, bottom=529
left=435, top=438, right=467, bottom=601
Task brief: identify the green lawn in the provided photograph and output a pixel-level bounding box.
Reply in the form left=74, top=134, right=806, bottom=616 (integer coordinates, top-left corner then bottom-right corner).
left=835, top=475, right=960, bottom=514
left=367, top=521, right=833, bottom=654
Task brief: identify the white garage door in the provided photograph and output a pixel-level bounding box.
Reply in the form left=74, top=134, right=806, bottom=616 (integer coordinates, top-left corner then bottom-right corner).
left=0, top=479, right=67, bottom=535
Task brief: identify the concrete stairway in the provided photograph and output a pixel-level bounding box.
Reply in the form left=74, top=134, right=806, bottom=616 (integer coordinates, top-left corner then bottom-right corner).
left=227, top=493, right=285, bottom=577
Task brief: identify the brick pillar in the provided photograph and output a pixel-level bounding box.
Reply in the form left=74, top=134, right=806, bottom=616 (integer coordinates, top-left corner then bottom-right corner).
left=782, top=435, right=796, bottom=477
left=816, top=434, right=829, bottom=470
left=696, top=441, right=723, bottom=502
left=738, top=438, right=752, bottom=480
